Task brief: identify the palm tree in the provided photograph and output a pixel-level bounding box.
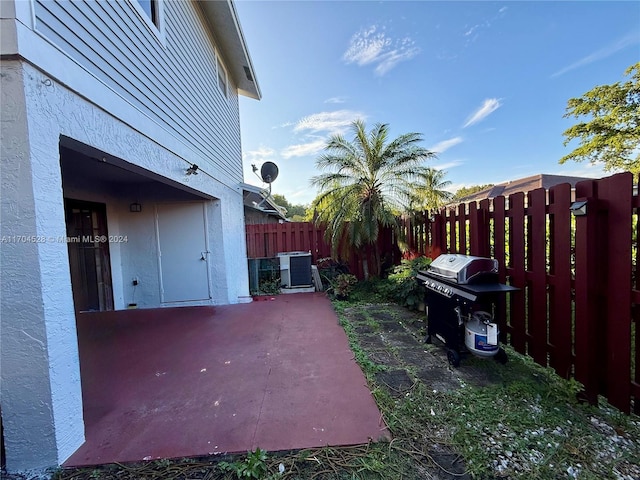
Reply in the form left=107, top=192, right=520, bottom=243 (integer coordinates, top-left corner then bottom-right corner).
left=410, top=167, right=453, bottom=212
left=311, top=120, right=436, bottom=279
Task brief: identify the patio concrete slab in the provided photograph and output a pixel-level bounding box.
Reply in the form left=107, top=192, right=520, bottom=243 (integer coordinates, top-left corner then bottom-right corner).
left=64, top=293, right=389, bottom=466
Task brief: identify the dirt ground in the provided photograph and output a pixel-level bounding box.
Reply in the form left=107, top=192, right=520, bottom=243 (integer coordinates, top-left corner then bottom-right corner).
left=343, top=302, right=506, bottom=391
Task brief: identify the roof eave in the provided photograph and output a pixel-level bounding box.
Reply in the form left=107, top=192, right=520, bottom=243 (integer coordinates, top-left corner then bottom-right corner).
left=242, top=184, right=287, bottom=220
left=198, top=0, right=261, bottom=100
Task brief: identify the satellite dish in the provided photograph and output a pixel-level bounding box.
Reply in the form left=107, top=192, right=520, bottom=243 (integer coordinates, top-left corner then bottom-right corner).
left=260, top=162, right=279, bottom=184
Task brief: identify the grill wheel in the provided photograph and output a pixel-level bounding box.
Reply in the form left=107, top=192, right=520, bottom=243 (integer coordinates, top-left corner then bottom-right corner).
left=447, top=349, right=461, bottom=368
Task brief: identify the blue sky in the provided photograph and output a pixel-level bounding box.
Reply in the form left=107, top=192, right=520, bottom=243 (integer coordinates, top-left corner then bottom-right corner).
left=236, top=1, right=640, bottom=206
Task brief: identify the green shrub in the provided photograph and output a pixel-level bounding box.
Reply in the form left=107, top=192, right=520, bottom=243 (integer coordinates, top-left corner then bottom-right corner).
left=327, top=273, right=358, bottom=299
left=349, top=278, right=392, bottom=303
left=256, top=278, right=281, bottom=295
left=385, top=256, right=431, bottom=309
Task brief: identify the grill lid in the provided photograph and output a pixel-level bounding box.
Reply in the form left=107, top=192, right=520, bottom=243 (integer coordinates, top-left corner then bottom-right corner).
left=426, top=254, right=498, bottom=284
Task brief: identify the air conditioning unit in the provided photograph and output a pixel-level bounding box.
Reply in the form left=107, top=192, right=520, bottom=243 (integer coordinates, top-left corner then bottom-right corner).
left=277, top=251, right=312, bottom=288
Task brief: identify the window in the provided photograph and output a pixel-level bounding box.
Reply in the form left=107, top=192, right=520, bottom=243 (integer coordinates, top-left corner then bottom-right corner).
left=136, top=0, right=158, bottom=26
left=217, top=56, right=228, bottom=97
left=132, top=0, right=165, bottom=43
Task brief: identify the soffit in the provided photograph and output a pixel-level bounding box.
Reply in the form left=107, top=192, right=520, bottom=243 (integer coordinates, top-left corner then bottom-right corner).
left=198, top=0, right=261, bottom=100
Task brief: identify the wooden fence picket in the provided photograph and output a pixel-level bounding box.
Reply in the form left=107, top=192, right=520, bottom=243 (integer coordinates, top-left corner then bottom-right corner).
left=508, top=192, right=527, bottom=355
left=598, top=174, right=633, bottom=412
left=527, top=187, right=548, bottom=365
left=547, top=183, right=573, bottom=379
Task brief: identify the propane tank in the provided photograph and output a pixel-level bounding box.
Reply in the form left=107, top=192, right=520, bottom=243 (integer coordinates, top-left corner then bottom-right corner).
left=464, top=311, right=499, bottom=357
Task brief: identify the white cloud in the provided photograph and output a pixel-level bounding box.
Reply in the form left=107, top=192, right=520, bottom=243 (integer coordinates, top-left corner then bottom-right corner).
left=446, top=182, right=466, bottom=194
left=375, top=39, right=420, bottom=76
left=294, top=109, right=366, bottom=134
left=463, top=7, right=508, bottom=46
left=429, top=137, right=464, bottom=154
left=324, top=96, right=347, bottom=104
left=463, top=98, right=502, bottom=128
left=343, top=25, right=419, bottom=76
left=272, top=121, right=294, bottom=129
left=343, top=25, right=389, bottom=65
left=243, top=146, right=276, bottom=164
left=432, top=160, right=463, bottom=171
left=551, top=30, right=640, bottom=78
left=281, top=110, right=367, bottom=159
left=288, top=187, right=316, bottom=202
left=464, top=25, right=479, bottom=37
left=281, top=139, right=327, bottom=159
left=553, top=162, right=610, bottom=179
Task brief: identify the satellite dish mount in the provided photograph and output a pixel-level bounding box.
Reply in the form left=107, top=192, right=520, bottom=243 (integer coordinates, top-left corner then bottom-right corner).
left=251, top=161, right=279, bottom=208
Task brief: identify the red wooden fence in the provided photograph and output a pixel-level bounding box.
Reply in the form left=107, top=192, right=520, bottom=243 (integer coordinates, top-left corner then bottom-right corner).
left=245, top=172, right=638, bottom=414
left=403, top=172, right=638, bottom=414
left=245, top=222, right=400, bottom=279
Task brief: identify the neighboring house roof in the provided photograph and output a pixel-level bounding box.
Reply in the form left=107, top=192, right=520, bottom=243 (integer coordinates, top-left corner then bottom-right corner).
left=455, top=174, right=596, bottom=204
left=199, top=1, right=261, bottom=99
left=242, top=183, right=288, bottom=221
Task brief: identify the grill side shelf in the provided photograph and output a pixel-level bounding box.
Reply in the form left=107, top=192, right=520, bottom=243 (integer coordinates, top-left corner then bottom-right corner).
left=416, top=270, right=519, bottom=294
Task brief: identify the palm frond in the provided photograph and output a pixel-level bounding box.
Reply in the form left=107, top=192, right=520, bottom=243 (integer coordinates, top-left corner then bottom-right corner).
left=312, top=120, right=439, bottom=275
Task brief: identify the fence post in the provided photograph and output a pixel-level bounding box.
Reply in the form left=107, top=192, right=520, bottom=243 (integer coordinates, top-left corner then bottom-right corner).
left=598, top=173, right=633, bottom=413
left=573, top=179, right=601, bottom=405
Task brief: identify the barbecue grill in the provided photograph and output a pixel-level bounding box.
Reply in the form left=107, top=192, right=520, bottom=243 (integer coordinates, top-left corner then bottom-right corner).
left=416, top=254, right=518, bottom=367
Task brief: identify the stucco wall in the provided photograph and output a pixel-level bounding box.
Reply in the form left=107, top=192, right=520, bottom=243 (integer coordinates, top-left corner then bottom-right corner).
left=1, top=59, right=251, bottom=472
left=62, top=178, right=218, bottom=309
left=1, top=61, right=84, bottom=471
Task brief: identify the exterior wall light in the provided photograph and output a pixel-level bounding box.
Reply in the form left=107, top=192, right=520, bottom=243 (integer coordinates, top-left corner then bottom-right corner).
left=186, top=164, right=199, bottom=175
left=570, top=200, right=588, bottom=216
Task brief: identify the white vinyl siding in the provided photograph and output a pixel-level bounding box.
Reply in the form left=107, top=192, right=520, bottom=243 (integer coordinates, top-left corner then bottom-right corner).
left=32, top=0, right=242, bottom=185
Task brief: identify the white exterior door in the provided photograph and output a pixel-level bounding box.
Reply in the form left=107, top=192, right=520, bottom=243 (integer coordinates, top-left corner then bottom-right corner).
left=156, top=202, right=211, bottom=303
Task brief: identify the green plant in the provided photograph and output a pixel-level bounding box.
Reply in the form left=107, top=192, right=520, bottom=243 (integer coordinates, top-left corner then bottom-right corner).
left=256, top=278, right=281, bottom=296
left=384, top=256, right=431, bottom=309
left=348, top=278, right=390, bottom=303
left=311, top=120, right=437, bottom=279
left=219, top=448, right=269, bottom=479
left=338, top=316, right=386, bottom=379
left=328, top=273, right=358, bottom=298
left=153, top=458, right=172, bottom=468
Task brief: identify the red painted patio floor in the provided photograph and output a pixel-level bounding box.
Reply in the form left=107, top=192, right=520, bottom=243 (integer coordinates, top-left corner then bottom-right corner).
left=64, top=293, right=390, bottom=467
